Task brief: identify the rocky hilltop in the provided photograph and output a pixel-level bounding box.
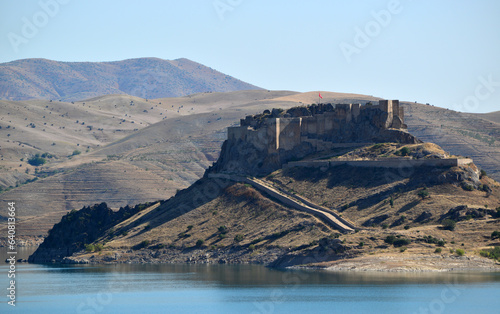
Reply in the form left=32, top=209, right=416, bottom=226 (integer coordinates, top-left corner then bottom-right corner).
left=29, top=100, right=500, bottom=271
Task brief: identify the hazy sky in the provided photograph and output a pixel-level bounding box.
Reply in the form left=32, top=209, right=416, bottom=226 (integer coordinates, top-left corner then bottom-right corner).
left=1, top=0, right=499, bottom=113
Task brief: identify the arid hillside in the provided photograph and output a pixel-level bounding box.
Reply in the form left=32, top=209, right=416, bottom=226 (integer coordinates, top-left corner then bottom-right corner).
left=0, top=58, right=262, bottom=101
left=480, top=111, right=500, bottom=124
left=1, top=91, right=499, bottom=245
left=29, top=142, right=500, bottom=270
left=403, top=102, right=500, bottom=180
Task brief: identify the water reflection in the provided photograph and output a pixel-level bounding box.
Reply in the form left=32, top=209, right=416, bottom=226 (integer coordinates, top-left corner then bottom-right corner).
left=17, top=263, right=500, bottom=287
left=0, top=263, right=499, bottom=313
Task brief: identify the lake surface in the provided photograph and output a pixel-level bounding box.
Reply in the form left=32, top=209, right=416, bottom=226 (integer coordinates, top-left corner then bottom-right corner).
left=1, top=249, right=500, bottom=313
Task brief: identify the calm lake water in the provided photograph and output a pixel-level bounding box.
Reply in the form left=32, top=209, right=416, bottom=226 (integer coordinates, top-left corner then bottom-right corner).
left=1, top=248, right=500, bottom=313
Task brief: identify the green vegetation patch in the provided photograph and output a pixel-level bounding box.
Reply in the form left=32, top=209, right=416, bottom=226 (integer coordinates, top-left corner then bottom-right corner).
left=441, top=219, right=456, bottom=231
left=28, top=156, right=46, bottom=166
left=480, top=247, right=500, bottom=261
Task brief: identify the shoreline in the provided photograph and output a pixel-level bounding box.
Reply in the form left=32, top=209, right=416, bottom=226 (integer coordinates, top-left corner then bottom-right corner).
left=23, top=245, right=500, bottom=273
left=300, top=254, right=500, bottom=273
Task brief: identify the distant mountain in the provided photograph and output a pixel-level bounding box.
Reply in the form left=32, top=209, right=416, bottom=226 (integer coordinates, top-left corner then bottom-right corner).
left=479, top=111, right=500, bottom=124
left=0, top=57, right=263, bottom=101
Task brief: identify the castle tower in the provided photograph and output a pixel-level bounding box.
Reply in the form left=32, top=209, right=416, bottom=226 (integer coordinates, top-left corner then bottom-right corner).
left=352, top=103, right=361, bottom=120
left=378, top=100, right=391, bottom=128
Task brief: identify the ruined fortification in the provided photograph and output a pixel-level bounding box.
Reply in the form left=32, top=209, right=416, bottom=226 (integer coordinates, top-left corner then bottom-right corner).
left=209, top=100, right=421, bottom=176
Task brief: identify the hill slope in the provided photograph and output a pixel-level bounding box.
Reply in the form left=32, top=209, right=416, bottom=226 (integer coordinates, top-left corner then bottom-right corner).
left=0, top=57, right=262, bottom=101
left=403, top=103, right=500, bottom=180
left=29, top=142, right=500, bottom=270
left=2, top=91, right=500, bottom=246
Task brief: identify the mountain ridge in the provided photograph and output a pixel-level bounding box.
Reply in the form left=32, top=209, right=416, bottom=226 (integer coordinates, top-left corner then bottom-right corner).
left=0, top=57, right=263, bottom=101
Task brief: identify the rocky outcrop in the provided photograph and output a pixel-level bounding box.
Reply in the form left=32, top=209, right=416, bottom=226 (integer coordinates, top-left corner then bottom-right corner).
left=28, top=202, right=156, bottom=263
left=440, top=205, right=497, bottom=222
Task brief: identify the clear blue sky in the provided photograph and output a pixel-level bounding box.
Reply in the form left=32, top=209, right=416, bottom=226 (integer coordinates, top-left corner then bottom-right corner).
left=1, top=0, right=499, bottom=113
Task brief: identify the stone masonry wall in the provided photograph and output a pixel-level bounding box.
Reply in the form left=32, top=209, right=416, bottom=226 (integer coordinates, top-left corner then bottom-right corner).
left=209, top=100, right=421, bottom=176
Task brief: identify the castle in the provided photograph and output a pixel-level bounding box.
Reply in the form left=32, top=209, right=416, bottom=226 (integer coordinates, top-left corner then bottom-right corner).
left=210, top=100, right=421, bottom=176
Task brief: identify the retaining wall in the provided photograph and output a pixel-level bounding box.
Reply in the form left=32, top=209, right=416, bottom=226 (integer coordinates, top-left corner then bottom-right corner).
left=285, top=158, right=473, bottom=169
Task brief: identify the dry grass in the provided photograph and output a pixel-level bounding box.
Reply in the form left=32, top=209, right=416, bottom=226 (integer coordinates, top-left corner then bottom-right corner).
left=262, top=159, right=500, bottom=262
left=101, top=182, right=334, bottom=251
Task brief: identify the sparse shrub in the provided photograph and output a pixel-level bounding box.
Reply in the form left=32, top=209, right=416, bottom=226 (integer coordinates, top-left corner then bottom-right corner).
left=72, top=150, right=81, bottom=156
left=434, top=248, right=442, bottom=253
left=384, top=235, right=396, bottom=245
left=248, top=244, right=256, bottom=251
left=187, top=225, right=193, bottom=230
left=393, top=238, right=411, bottom=247
left=359, top=242, right=364, bottom=247
left=234, top=234, right=244, bottom=242
left=479, top=247, right=500, bottom=261
left=455, top=249, right=465, bottom=256
left=94, top=243, right=104, bottom=251
left=196, top=239, right=204, bottom=247
left=389, top=197, right=394, bottom=208
left=27, top=156, right=46, bottom=166
left=218, top=225, right=228, bottom=234
left=481, top=184, right=491, bottom=194
left=382, top=223, right=389, bottom=230
left=418, top=188, right=429, bottom=200
left=399, top=246, right=407, bottom=252
left=480, top=250, right=490, bottom=258
left=461, top=183, right=474, bottom=191
left=437, top=240, right=446, bottom=247
left=399, top=147, right=411, bottom=157
left=491, top=231, right=500, bottom=239
left=404, top=225, right=410, bottom=230
left=442, top=219, right=456, bottom=231
left=85, top=244, right=95, bottom=252
left=480, top=169, right=487, bottom=179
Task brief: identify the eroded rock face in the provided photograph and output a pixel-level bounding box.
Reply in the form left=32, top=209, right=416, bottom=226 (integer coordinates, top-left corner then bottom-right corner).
left=437, top=165, right=481, bottom=187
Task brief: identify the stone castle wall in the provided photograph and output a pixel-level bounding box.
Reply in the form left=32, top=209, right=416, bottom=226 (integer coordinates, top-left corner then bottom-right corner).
left=211, top=100, right=421, bottom=176
left=227, top=99, right=409, bottom=155
left=285, top=158, right=474, bottom=170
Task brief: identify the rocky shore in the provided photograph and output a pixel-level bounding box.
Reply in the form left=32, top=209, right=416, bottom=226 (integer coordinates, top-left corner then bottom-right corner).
left=306, top=254, right=500, bottom=272
left=31, top=246, right=291, bottom=265
left=26, top=244, right=500, bottom=273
